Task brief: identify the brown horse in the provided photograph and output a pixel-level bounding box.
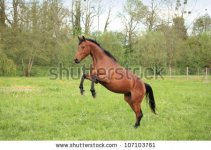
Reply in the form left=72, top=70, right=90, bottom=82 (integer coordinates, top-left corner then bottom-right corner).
left=74, top=36, right=156, bottom=128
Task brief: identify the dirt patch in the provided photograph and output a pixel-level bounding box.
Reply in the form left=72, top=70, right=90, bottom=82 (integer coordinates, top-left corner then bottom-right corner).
left=0, top=86, right=40, bottom=93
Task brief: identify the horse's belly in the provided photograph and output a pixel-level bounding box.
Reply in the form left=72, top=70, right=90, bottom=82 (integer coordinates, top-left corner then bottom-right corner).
left=100, top=79, right=132, bottom=93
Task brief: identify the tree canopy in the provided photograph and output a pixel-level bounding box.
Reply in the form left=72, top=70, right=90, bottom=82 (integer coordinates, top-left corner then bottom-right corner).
left=0, top=0, right=210, bottom=76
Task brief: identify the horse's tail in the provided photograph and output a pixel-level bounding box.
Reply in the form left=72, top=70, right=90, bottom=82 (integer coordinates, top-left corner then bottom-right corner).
left=144, top=83, right=156, bottom=114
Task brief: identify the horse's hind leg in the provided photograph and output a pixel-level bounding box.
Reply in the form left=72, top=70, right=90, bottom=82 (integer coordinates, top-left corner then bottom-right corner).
left=124, top=93, right=142, bottom=128
left=131, top=92, right=144, bottom=128
left=132, top=101, right=143, bottom=128
left=124, top=93, right=133, bottom=108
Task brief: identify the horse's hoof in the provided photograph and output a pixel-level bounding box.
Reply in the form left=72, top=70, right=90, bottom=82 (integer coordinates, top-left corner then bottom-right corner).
left=134, top=124, right=140, bottom=129
left=90, top=89, right=96, bottom=98
left=80, top=90, right=85, bottom=95
left=92, top=92, right=96, bottom=98
left=80, top=88, right=85, bottom=95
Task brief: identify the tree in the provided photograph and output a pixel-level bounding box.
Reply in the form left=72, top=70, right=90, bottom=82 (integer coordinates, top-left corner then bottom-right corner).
left=82, top=0, right=96, bottom=35
left=12, top=0, right=18, bottom=29
left=0, top=51, right=16, bottom=76
left=156, top=23, right=185, bottom=75
left=71, top=0, right=82, bottom=37
left=143, top=0, right=161, bottom=31
left=0, top=0, right=6, bottom=28
left=120, top=0, right=147, bottom=46
left=133, top=31, right=167, bottom=68
left=103, top=7, right=111, bottom=33
left=119, top=0, right=147, bottom=65
left=3, top=0, right=26, bottom=31
left=174, top=0, right=191, bottom=18
left=1, top=0, right=71, bottom=76
left=172, top=0, right=194, bottom=39
left=172, top=16, right=187, bottom=40
left=96, top=32, right=125, bottom=65
left=0, top=0, right=6, bottom=43
left=183, top=34, right=211, bottom=68
left=193, top=14, right=211, bottom=35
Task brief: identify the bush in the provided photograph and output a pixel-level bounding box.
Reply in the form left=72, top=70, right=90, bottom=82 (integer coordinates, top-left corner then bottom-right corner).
left=0, top=53, right=16, bottom=76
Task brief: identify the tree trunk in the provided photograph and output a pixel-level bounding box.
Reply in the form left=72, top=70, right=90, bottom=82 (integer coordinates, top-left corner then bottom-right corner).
left=13, top=0, right=19, bottom=31
left=71, top=0, right=81, bottom=37
left=22, top=56, right=34, bottom=77
left=0, top=0, right=6, bottom=27
left=104, top=8, right=111, bottom=33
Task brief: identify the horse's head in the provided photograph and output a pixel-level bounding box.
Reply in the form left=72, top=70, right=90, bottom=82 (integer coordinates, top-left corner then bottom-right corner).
left=74, top=36, right=91, bottom=64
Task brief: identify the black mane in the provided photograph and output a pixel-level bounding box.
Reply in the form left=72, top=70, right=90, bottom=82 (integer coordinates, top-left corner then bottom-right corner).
left=79, top=38, right=117, bottom=62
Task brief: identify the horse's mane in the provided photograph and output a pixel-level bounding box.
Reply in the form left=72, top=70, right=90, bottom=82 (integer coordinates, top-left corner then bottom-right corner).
left=79, top=38, right=117, bottom=62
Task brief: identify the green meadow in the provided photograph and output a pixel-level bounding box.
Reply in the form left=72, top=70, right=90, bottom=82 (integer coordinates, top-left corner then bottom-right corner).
left=0, top=77, right=210, bottom=140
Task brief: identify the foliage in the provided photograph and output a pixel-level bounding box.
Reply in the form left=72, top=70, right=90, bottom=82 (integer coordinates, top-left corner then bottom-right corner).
left=133, top=31, right=167, bottom=68
left=0, top=0, right=210, bottom=77
left=183, top=33, right=211, bottom=68
left=193, top=14, right=211, bottom=35
left=96, top=32, right=125, bottom=65
left=0, top=52, right=16, bottom=76
left=172, top=17, right=187, bottom=40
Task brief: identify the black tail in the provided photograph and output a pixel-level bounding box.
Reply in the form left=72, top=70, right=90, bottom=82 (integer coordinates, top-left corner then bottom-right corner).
left=144, top=83, right=156, bottom=114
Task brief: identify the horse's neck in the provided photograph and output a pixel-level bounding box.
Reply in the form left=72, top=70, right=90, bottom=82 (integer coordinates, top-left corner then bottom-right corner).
left=90, top=45, right=107, bottom=66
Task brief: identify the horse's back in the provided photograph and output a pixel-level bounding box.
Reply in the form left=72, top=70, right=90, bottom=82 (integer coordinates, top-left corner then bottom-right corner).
left=99, top=66, right=145, bottom=94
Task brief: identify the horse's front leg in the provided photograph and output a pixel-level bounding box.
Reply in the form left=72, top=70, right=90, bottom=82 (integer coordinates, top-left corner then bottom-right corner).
left=79, top=72, right=94, bottom=94
left=79, top=74, right=86, bottom=95
left=90, top=76, right=97, bottom=98
left=79, top=66, right=89, bottom=95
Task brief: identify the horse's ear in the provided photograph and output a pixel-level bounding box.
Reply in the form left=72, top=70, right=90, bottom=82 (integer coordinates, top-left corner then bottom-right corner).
left=78, top=36, right=86, bottom=43
left=82, top=36, right=86, bottom=41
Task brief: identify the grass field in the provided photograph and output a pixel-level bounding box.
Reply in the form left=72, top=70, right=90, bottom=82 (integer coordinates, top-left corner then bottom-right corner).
left=0, top=77, right=210, bottom=140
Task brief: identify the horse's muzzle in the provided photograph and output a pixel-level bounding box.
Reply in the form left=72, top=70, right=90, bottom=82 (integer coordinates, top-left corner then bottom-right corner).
left=74, top=58, right=80, bottom=64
